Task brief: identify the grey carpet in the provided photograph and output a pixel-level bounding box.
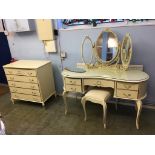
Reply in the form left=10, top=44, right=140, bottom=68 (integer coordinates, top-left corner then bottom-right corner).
left=0, top=93, right=155, bottom=135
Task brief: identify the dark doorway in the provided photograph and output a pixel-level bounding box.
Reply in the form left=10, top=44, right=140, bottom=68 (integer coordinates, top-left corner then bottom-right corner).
left=0, top=32, right=12, bottom=84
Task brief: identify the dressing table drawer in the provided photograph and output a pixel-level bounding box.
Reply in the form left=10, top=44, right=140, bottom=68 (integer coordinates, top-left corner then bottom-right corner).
left=65, top=78, right=81, bottom=85
left=6, top=75, right=38, bottom=83
left=10, top=87, right=40, bottom=96
left=65, top=84, right=82, bottom=92
left=5, top=69, right=37, bottom=76
left=116, top=89, right=138, bottom=99
left=8, top=81, right=39, bottom=90
left=117, top=82, right=139, bottom=91
left=84, top=79, right=114, bottom=88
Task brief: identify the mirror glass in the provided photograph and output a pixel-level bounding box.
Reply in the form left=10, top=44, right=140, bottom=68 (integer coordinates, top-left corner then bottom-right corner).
left=121, top=34, right=132, bottom=62
left=121, top=33, right=132, bottom=70
left=95, top=29, right=119, bottom=63
left=81, top=36, right=94, bottom=65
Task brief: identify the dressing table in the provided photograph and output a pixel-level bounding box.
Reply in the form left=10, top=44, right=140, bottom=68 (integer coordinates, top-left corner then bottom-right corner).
left=62, top=28, right=149, bottom=129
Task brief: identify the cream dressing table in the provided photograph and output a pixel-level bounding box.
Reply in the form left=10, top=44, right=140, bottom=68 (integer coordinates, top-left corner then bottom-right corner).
left=62, top=28, right=149, bottom=129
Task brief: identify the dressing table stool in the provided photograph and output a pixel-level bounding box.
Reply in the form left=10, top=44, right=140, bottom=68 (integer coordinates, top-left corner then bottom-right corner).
left=81, top=89, right=112, bottom=128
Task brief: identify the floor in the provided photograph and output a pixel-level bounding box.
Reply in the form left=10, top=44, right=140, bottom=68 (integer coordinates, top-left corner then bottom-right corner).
left=0, top=84, right=9, bottom=96
left=0, top=91, right=155, bottom=135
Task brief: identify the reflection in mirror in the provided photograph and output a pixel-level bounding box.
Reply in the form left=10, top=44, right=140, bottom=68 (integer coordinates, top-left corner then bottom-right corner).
left=95, top=29, right=119, bottom=64
left=121, top=33, right=132, bottom=70
left=81, top=36, right=94, bottom=65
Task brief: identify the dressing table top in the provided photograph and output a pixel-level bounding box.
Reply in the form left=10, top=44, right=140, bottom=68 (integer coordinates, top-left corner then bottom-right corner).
left=62, top=68, right=149, bottom=83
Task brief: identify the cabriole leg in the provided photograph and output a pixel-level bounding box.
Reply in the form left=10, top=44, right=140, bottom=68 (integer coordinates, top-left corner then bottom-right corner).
left=103, top=102, right=107, bottom=129
left=136, top=100, right=142, bottom=130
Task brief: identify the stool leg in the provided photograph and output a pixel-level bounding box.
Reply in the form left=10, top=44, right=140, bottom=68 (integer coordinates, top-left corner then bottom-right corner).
left=81, top=97, right=87, bottom=121
left=103, top=102, right=107, bottom=129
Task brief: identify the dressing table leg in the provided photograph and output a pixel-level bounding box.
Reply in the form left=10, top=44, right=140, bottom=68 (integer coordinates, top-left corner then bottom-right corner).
left=63, top=91, right=68, bottom=115
left=81, top=97, right=87, bottom=121
left=103, top=102, right=107, bottom=129
left=11, top=98, right=15, bottom=104
left=136, top=100, right=142, bottom=130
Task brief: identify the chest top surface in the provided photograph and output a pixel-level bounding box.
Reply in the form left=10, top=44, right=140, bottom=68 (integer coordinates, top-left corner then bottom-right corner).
left=3, top=60, right=51, bottom=69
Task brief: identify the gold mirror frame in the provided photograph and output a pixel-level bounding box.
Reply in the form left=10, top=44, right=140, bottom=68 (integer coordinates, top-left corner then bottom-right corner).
left=81, top=36, right=95, bottom=66
left=121, top=33, right=132, bottom=70
left=94, top=28, right=119, bottom=66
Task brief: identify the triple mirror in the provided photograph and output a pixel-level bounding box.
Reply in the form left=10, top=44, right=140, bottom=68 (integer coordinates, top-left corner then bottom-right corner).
left=81, top=28, right=132, bottom=70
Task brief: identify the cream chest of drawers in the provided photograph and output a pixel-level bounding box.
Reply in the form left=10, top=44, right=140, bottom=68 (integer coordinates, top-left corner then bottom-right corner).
left=3, top=60, right=56, bottom=106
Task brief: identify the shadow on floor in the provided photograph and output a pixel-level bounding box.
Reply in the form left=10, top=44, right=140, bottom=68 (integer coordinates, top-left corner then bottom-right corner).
left=0, top=93, right=155, bottom=135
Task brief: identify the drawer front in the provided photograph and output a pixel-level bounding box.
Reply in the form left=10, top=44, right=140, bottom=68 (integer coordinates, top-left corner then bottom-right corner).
left=11, top=93, right=42, bottom=102
left=7, top=75, right=38, bottom=83
left=65, top=84, right=82, bottom=92
left=4, top=69, right=36, bottom=77
left=116, top=89, right=138, bottom=99
left=84, top=79, right=114, bottom=88
left=65, top=78, right=81, bottom=85
left=8, top=81, right=39, bottom=90
left=10, top=87, right=40, bottom=96
left=117, top=82, right=139, bottom=91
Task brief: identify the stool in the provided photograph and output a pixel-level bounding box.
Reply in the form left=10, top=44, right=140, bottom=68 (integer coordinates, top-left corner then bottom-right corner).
left=81, top=89, right=112, bottom=128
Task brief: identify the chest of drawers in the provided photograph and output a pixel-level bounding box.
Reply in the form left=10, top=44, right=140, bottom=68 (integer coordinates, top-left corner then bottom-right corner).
left=3, top=60, right=56, bottom=106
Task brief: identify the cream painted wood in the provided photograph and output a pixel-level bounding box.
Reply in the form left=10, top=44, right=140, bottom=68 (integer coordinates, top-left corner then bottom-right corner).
left=11, top=93, right=42, bottom=103
left=8, top=81, right=39, bottom=90
left=84, top=79, right=114, bottom=88
left=65, top=78, right=81, bottom=85
left=6, top=75, right=38, bottom=84
left=117, top=82, right=139, bottom=90
left=136, top=100, right=142, bottom=129
left=62, top=68, right=149, bottom=129
left=3, top=60, right=56, bottom=107
left=4, top=69, right=37, bottom=76
left=81, top=89, right=112, bottom=128
left=10, top=87, right=40, bottom=96
left=116, top=89, right=138, bottom=100
left=65, top=84, right=82, bottom=93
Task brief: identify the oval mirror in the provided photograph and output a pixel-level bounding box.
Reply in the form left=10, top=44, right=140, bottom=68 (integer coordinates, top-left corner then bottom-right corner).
left=121, top=33, right=132, bottom=70
left=95, top=28, right=119, bottom=65
left=81, top=36, right=95, bottom=65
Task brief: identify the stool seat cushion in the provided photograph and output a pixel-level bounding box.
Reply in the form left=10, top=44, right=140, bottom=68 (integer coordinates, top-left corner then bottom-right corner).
left=84, top=89, right=112, bottom=103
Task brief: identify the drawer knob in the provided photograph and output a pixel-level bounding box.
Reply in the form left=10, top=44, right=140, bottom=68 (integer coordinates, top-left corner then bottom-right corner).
left=124, top=85, right=132, bottom=89
left=123, top=93, right=131, bottom=98
left=8, top=71, right=12, bottom=74
left=10, top=77, right=14, bottom=80
left=28, top=73, right=33, bottom=75
left=96, top=81, right=101, bottom=86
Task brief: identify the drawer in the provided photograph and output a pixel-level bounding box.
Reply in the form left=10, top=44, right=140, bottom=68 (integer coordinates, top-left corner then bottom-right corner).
left=116, top=89, right=138, bottom=99
left=7, top=75, right=38, bottom=83
left=4, top=69, right=36, bottom=77
left=10, top=87, right=40, bottom=96
left=11, top=93, right=42, bottom=102
left=8, top=81, right=39, bottom=90
left=65, top=84, right=82, bottom=92
left=84, top=79, right=114, bottom=88
left=117, top=82, right=139, bottom=91
left=65, top=78, right=81, bottom=85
